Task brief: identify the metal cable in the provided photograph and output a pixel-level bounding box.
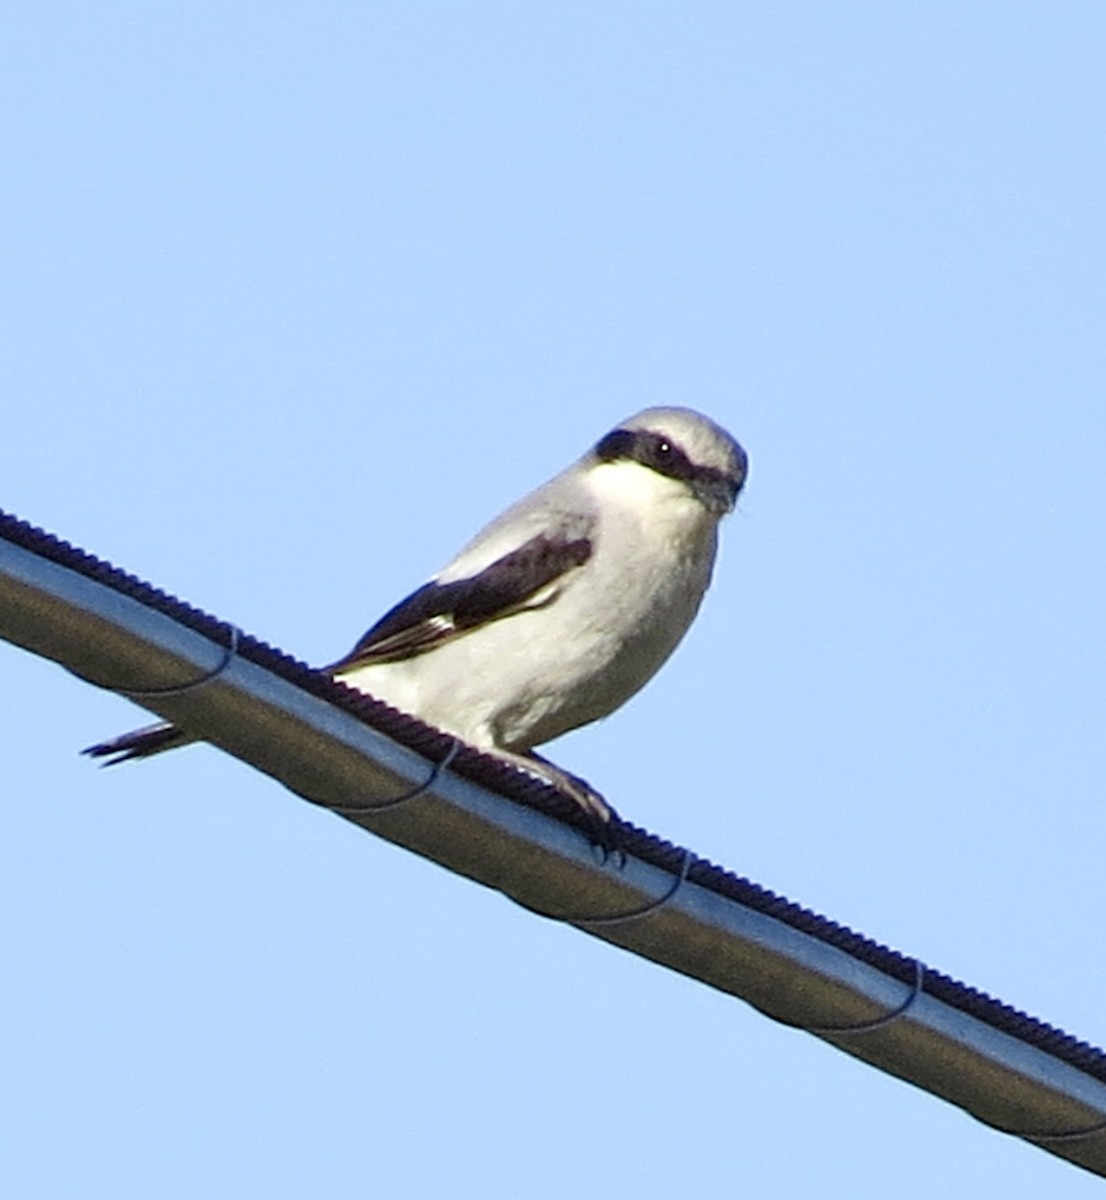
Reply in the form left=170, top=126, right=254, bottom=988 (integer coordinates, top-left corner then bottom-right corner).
left=329, top=737, right=460, bottom=816
left=1005, top=1118, right=1106, bottom=1145
left=515, top=846, right=695, bottom=926
left=100, top=624, right=242, bottom=697
left=796, top=958, right=926, bottom=1036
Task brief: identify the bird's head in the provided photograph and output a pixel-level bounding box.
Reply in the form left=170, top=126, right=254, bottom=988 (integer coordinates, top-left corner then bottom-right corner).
left=592, top=407, right=748, bottom=517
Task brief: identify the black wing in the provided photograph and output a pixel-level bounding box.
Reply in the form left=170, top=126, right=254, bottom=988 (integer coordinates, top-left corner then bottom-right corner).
left=327, top=533, right=592, bottom=672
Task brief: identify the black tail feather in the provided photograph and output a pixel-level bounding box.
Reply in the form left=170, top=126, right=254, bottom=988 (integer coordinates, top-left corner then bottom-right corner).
left=82, top=722, right=193, bottom=766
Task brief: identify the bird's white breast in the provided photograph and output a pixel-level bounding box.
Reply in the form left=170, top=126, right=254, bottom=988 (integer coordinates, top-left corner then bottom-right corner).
left=340, top=458, right=720, bottom=753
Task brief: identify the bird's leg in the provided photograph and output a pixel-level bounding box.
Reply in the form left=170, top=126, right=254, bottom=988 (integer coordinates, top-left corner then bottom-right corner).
left=498, top=749, right=622, bottom=858
left=524, top=751, right=613, bottom=821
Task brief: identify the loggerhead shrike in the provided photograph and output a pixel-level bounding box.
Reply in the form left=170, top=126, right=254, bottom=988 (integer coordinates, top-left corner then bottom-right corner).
left=86, top=407, right=748, bottom=829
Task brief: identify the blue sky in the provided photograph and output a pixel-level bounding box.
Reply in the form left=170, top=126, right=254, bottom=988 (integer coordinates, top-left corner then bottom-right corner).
left=2, top=4, right=1105, bottom=1196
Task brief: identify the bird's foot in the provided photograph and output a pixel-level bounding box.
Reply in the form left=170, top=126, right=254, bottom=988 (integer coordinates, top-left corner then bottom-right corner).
left=523, top=752, right=624, bottom=864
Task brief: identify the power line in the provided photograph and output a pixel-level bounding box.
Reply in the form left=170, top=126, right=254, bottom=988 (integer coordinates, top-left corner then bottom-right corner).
left=2, top=506, right=1104, bottom=1180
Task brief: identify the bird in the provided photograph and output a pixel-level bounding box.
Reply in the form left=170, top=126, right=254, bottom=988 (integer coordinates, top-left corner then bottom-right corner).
left=85, top=407, right=748, bottom=832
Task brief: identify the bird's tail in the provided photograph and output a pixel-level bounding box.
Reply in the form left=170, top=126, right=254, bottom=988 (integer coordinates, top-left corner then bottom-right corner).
left=82, top=721, right=196, bottom=765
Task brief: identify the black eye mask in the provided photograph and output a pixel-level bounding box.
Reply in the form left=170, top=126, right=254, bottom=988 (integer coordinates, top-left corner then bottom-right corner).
left=595, top=427, right=743, bottom=510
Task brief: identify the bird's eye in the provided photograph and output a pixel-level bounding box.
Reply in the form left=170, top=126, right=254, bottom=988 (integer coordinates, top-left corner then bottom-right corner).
left=657, top=440, right=672, bottom=456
